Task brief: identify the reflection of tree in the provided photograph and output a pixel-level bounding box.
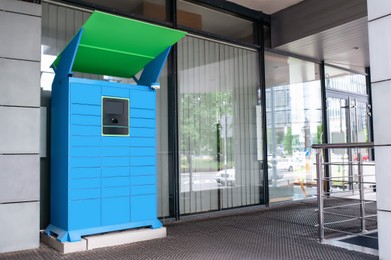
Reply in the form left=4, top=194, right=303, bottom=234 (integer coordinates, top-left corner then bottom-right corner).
left=179, top=91, right=233, bottom=158
left=292, top=135, right=300, bottom=151
left=316, top=124, right=323, bottom=144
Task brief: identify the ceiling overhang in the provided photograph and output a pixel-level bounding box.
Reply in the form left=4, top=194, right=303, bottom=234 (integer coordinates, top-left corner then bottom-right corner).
left=226, top=0, right=304, bottom=14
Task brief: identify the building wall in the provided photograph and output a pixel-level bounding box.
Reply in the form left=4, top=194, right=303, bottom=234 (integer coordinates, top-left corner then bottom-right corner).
left=367, top=1, right=391, bottom=259
left=0, top=0, right=41, bottom=253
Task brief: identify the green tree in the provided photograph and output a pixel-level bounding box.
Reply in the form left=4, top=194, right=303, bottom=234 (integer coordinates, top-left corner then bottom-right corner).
left=179, top=91, right=233, bottom=158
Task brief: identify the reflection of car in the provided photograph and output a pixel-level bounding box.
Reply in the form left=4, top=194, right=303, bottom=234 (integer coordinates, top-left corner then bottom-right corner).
left=215, top=164, right=284, bottom=186
left=215, top=168, right=235, bottom=186
left=277, top=158, right=303, bottom=171
left=267, top=163, right=285, bottom=179
left=354, top=154, right=369, bottom=161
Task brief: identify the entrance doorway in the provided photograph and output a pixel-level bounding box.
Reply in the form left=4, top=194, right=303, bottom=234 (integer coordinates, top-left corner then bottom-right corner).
left=324, top=65, right=371, bottom=192
left=327, top=95, right=370, bottom=145
left=326, top=93, right=371, bottom=191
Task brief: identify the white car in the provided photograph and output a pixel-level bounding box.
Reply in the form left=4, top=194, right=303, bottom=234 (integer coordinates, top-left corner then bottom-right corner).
left=215, top=164, right=284, bottom=186
left=215, top=168, right=235, bottom=186
left=277, top=158, right=304, bottom=171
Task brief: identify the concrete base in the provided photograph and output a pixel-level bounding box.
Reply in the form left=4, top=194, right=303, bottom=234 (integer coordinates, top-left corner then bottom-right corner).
left=41, top=227, right=167, bottom=254
left=85, top=227, right=167, bottom=250
left=40, top=232, right=87, bottom=254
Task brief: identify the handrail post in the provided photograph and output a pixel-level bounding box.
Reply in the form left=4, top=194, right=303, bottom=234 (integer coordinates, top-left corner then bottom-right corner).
left=358, top=152, right=366, bottom=232
left=316, top=150, right=325, bottom=243
left=312, top=142, right=381, bottom=243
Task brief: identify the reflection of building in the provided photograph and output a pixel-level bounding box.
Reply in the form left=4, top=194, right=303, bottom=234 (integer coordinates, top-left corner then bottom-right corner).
left=326, top=73, right=369, bottom=143
left=267, top=86, right=291, bottom=127
left=266, top=81, right=322, bottom=154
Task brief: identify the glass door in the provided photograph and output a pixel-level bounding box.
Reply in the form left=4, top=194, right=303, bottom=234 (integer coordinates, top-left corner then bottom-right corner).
left=325, top=65, right=370, bottom=192
left=326, top=94, right=370, bottom=191
left=327, top=96, right=350, bottom=191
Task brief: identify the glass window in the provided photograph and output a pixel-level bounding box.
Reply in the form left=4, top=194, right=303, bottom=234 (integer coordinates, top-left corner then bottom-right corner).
left=78, top=0, right=168, bottom=23
left=325, top=66, right=367, bottom=95
left=178, top=36, right=261, bottom=214
left=177, top=0, right=255, bottom=44
left=41, top=3, right=95, bottom=90
left=265, top=52, right=322, bottom=203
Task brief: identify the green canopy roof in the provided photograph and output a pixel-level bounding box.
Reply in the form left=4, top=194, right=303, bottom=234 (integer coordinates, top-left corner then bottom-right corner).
left=53, top=11, right=186, bottom=78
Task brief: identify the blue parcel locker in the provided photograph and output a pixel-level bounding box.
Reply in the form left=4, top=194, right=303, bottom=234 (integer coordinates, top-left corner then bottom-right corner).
left=45, top=11, right=186, bottom=242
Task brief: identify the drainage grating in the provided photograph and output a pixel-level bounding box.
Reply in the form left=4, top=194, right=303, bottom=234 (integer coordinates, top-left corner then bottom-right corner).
left=340, top=232, right=378, bottom=250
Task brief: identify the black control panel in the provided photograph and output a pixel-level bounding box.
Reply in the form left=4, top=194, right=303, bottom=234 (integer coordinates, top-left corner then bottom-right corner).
left=102, top=97, right=129, bottom=135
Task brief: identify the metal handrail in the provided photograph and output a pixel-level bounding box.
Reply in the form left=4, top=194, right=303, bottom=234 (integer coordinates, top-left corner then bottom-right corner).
left=321, top=162, right=374, bottom=166
left=322, top=175, right=376, bottom=179
left=312, top=142, right=374, bottom=149
left=312, top=142, right=382, bottom=244
left=322, top=189, right=367, bottom=196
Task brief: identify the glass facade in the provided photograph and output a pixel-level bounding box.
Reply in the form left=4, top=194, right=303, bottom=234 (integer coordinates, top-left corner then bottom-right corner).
left=178, top=36, right=261, bottom=214
left=177, top=0, right=255, bottom=44
left=41, top=4, right=92, bottom=90
left=325, top=66, right=367, bottom=95
left=265, top=52, right=322, bottom=203
left=72, top=0, right=168, bottom=23
left=325, top=66, right=370, bottom=193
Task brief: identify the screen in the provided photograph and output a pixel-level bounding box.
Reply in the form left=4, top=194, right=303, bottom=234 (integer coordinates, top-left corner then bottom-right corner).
left=105, top=101, right=124, bottom=115
left=102, top=97, right=129, bottom=136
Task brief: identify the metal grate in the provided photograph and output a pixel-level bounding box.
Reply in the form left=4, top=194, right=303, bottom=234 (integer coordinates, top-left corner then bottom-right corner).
left=0, top=200, right=377, bottom=260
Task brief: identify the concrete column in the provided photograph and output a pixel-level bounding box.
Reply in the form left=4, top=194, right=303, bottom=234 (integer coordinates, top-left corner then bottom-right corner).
left=367, top=1, right=391, bottom=259
left=0, top=0, right=41, bottom=253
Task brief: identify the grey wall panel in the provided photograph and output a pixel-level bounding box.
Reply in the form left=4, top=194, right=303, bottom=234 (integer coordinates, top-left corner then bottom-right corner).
left=368, top=0, right=391, bottom=21
left=0, top=1, right=41, bottom=254
left=374, top=146, right=391, bottom=212
left=372, top=81, right=391, bottom=145
left=271, top=0, right=367, bottom=47
left=0, top=155, right=39, bottom=203
left=0, top=0, right=41, bottom=17
left=378, top=210, right=391, bottom=260
left=368, top=15, right=391, bottom=83
left=0, top=107, right=40, bottom=154
left=0, top=11, right=41, bottom=61
left=368, top=3, right=391, bottom=259
left=0, top=58, right=40, bottom=107
left=0, top=202, right=39, bottom=253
